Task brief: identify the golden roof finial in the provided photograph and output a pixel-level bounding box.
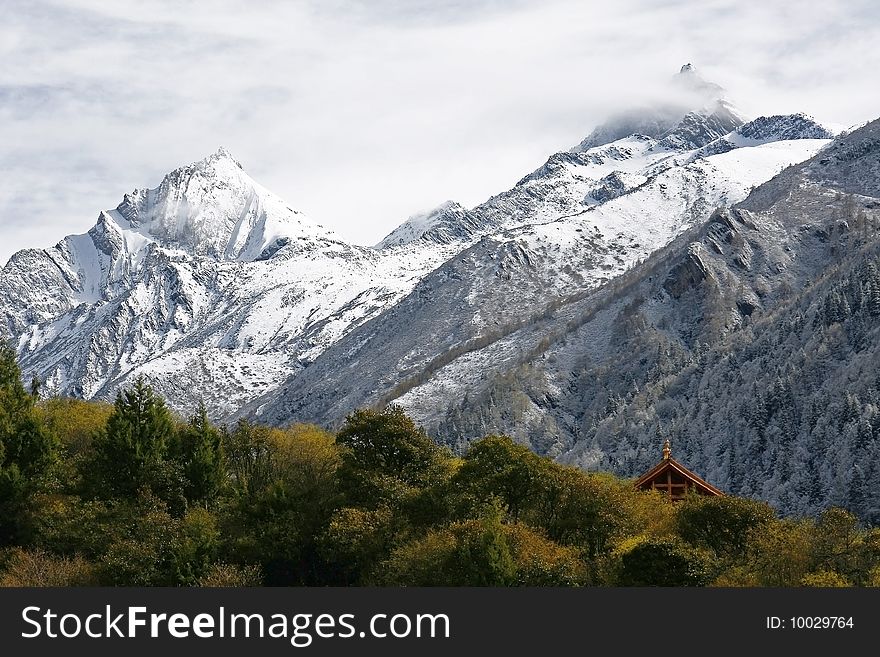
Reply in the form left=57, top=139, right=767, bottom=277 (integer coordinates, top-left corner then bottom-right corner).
left=662, top=438, right=671, bottom=460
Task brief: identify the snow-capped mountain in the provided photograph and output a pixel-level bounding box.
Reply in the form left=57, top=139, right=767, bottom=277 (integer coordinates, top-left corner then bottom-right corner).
left=248, top=108, right=835, bottom=427
left=0, top=66, right=838, bottom=424
left=113, top=146, right=336, bottom=262
left=0, top=148, right=463, bottom=416
left=415, top=118, right=880, bottom=521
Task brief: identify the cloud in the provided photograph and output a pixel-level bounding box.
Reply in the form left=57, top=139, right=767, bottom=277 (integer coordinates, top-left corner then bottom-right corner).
left=1, top=0, right=879, bottom=264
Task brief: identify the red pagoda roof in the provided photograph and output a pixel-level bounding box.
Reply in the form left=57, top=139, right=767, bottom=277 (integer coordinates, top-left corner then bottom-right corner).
left=634, top=439, right=724, bottom=501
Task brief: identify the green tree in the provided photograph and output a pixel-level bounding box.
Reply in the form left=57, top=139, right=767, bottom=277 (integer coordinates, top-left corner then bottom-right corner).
left=222, top=420, right=276, bottom=498
left=809, top=508, right=864, bottom=582
left=453, top=434, right=544, bottom=522
left=171, top=403, right=225, bottom=505
left=0, top=548, right=97, bottom=586
left=747, top=519, right=813, bottom=586
left=336, top=406, right=449, bottom=508
left=222, top=481, right=307, bottom=585
left=196, top=563, right=262, bottom=587
left=615, top=538, right=710, bottom=586
left=378, top=509, right=584, bottom=587
left=379, top=510, right=517, bottom=586
left=318, top=506, right=395, bottom=585
left=675, top=494, right=775, bottom=561
left=88, top=377, right=179, bottom=505
left=451, top=504, right=517, bottom=586
left=98, top=496, right=219, bottom=586
left=0, top=345, right=56, bottom=477
left=538, top=465, right=666, bottom=561
left=221, top=424, right=342, bottom=585
left=0, top=465, right=28, bottom=546
left=0, top=346, right=57, bottom=544
left=800, top=570, right=851, bottom=587
left=39, top=398, right=112, bottom=459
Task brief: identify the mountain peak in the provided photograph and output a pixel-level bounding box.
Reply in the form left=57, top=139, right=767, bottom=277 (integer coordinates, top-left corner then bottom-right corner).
left=204, top=146, right=243, bottom=169
left=183, top=147, right=246, bottom=178
left=672, top=62, right=725, bottom=100
left=571, top=64, right=739, bottom=152
left=376, top=200, right=481, bottom=249
left=113, top=151, right=335, bottom=261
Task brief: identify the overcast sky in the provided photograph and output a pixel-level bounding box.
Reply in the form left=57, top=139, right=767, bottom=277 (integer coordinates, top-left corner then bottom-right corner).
left=2, top=0, right=879, bottom=265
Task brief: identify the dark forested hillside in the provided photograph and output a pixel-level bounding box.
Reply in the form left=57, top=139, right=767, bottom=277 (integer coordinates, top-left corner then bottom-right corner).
left=579, top=219, right=880, bottom=521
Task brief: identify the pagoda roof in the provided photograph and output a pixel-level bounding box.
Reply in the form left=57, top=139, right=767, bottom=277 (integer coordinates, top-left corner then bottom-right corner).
left=634, top=440, right=724, bottom=497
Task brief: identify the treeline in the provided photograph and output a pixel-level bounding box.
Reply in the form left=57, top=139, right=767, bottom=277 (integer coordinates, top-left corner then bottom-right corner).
left=1, top=346, right=879, bottom=587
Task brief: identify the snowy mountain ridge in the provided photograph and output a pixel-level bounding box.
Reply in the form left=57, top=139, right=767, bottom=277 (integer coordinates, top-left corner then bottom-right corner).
left=0, top=148, right=466, bottom=416
left=0, top=66, right=840, bottom=422
left=375, top=201, right=482, bottom=249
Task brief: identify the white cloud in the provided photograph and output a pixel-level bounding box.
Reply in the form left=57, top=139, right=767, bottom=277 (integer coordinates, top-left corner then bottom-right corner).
left=1, top=0, right=879, bottom=264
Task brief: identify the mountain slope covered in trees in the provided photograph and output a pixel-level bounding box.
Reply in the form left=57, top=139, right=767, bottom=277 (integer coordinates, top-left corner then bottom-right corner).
left=395, top=118, right=880, bottom=523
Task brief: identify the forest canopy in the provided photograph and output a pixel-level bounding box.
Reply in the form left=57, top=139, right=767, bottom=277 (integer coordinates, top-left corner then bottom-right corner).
left=1, top=346, right=879, bottom=587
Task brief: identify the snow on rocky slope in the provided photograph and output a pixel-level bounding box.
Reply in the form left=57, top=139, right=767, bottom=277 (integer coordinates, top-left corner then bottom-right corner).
left=0, top=67, right=838, bottom=423
left=251, top=112, right=836, bottom=427
left=400, top=119, right=880, bottom=523
left=0, top=149, right=462, bottom=417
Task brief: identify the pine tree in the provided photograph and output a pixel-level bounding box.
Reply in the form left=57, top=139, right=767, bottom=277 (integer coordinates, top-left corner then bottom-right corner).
left=848, top=465, right=869, bottom=518
left=0, top=346, right=56, bottom=545
left=0, top=345, right=56, bottom=477
left=869, top=278, right=880, bottom=317
left=171, top=402, right=224, bottom=505
left=91, top=376, right=176, bottom=499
